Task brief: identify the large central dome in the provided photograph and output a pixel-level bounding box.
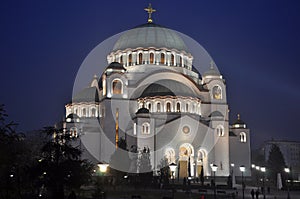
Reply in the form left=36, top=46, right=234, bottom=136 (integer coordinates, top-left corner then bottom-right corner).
left=113, top=23, right=188, bottom=52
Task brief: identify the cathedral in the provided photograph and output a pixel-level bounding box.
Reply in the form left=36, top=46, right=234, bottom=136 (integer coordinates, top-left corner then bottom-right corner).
left=63, top=5, right=251, bottom=178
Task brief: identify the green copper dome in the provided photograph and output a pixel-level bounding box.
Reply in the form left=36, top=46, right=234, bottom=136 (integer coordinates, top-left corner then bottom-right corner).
left=113, top=23, right=189, bottom=52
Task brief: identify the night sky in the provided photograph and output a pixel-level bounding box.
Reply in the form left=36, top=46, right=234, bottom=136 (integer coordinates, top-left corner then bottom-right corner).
left=0, top=0, right=299, bottom=149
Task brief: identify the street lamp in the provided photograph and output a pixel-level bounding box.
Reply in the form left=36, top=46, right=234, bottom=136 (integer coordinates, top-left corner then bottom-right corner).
left=98, top=162, right=109, bottom=174
left=240, top=165, right=246, bottom=199
left=169, top=163, right=177, bottom=182
left=211, top=164, right=218, bottom=199
left=169, top=162, right=177, bottom=199
left=251, top=164, right=255, bottom=169
left=260, top=167, right=266, bottom=199
left=284, top=167, right=290, bottom=199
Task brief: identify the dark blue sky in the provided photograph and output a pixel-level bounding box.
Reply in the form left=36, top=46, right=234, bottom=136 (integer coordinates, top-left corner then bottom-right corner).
left=0, top=0, right=299, bottom=148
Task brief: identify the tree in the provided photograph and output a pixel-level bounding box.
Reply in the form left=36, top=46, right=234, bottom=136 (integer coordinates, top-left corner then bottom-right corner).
left=0, top=104, right=28, bottom=199
left=267, top=144, right=286, bottom=184
left=37, top=126, right=93, bottom=199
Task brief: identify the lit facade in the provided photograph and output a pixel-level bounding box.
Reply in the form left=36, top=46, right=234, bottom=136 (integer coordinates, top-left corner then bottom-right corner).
left=63, top=13, right=251, bottom=178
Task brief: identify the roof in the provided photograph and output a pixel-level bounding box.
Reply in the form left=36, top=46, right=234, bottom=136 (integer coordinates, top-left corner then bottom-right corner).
left=136, top=107, right=150, bottom=114
left=209, top=111, right=224, bottom=117
left=202, top=66, right=220, bottom=76
left=72, top=87, right=99, bottom=103
left=106, top=62, right=126, bottom=71
left=139, top=79, right=197, bottom=98
left=113, top=23, right=189, bottom=52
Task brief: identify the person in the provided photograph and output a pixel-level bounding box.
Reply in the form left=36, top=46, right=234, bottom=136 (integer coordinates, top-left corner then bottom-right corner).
left=251, top=189, right=255, bottom=199
left=68, top=190, right=76, bottom=199
left=255, top=189, right=260, bottom=199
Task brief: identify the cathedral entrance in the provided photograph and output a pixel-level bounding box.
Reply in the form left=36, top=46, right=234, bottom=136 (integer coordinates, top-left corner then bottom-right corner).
left=178, top=143, right=194, bottom=179
left=196, top=149, right=208, bottom=177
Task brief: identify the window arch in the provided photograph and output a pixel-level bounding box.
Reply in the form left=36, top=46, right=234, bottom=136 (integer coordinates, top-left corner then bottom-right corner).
left=128, top=54, right=132, bottom=66
left=179, top=56, right=182, bottom=66
left=166, top=102, right=171, bottom=112
left=160, top=53, right=165, bottom=64
left=186, top=103, right=189, bottom=112
left=91, top=108, right=96, bottom=117
left=176, top=102, right=181, bottom=112
left=157, top=102, right=161, bottom=112
left=171, top=54, right=175, bottom=66
left=240, top=132, right=247, bottom=142
left=120, top=55, right=123, bottom=64
left=148, top=103, right=151, bottom=111
left=112, top=79, right=123, bottom=94
left=82, top=108, right=86, bottom=117
left=216, top=125, right=224, bottom=137
left=138, top=53, right=143, bottom=64
left=142, top=122, right=150, bottom=135
left=212, top=85, right=222, bottom=100
left=150, top=53, right=154, bottom=64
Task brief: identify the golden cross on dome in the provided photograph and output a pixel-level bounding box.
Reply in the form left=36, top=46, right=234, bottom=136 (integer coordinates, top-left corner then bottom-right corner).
left=144, top=3, right=156, bottom=23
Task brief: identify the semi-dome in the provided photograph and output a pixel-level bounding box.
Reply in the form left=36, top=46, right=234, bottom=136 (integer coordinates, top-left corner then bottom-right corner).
left=113, top=23, right=189, bottom=52
left=140, top=79, right=197, bottom=98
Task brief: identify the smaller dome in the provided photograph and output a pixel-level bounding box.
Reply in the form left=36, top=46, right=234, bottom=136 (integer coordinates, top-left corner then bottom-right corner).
left=203, top=62, right=220, bottom=77
left=136, top=107, right=150, bottom=114
left=209, top=111, right=224, bottom=117
left=66, top=113, right=80, bottom=123
left=232, top=114, right=246, bottom=128
left=72, top=87, right=99, bottom=103
left=67, top=113, right=80, bottom=119
left=106, top=62, right=126, bottom=71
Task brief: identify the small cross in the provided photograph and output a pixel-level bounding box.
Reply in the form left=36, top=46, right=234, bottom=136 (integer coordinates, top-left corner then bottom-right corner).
left=144, top=3, right=156, bottom=23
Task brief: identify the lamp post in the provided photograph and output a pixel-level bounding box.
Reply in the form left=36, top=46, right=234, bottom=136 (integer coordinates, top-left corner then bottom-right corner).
left=169, top=162, right=177, bottom=184
left=261, top=167, right=266, bottom=199
left=211, top=164, right=218, bottom=199
left=98, top=162, right=109, bottom=174
left=284, top=167, right=291, bottom=199
left=240, top=165, right=246, bottom=199
left=169, top=162, right=177, bottom=199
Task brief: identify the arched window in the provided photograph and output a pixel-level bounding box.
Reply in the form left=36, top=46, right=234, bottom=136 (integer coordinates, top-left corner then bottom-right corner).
left=112, top=79, right=123, bottom=94
left=166, top=102, right=171, bottom=112
left=91, top=108, right=96, bottom=117
left=70, top=127, right=78, bottom=138
left=75, top=108, right=78, bottom=115
left=240, top=132, right=246, bottom=142
left=186, top=104, right=189, bottom=112
left=179, top=56, right=182, bottom=66
left=138, top=53, right=143, bottom=64
left=142, top=122, right=150, bottom=134
left=128, top=54, right=132, bottom=66
left=216, top=125, right=224, bottom=137
left=150, top=53, right=154, bottom=64
left=212, top=85, right=222, bottom=100
left=120, top=55, right=123, bottom=64
left=82, top=108, right=86, bottom=117
left=171, top=54, right=175, bottom=66
left=157, top=102, right=161, bottom=112
left=160, top=53, right=165, bottom=64
left=148, top=103, right=151, bottom=111
left=176, top=102, right=181, bottom=112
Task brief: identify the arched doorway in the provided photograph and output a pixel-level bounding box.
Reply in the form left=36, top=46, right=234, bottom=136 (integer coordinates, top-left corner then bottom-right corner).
left=165, top=148, right=176, bottom=164
left=178, top=143, right=194, bottom=178
left=197, top=149, right=208, bottom=177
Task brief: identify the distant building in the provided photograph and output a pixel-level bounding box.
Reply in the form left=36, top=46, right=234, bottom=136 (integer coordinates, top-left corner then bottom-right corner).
left=262, top=140, right=300, bottom=180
